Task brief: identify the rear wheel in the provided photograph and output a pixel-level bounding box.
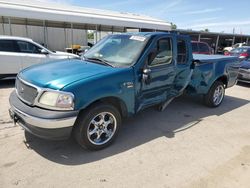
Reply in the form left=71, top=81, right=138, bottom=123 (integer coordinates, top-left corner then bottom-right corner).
left=204, top=81, right=225, bottom=107
left=73, top=103, right=121, bottom=150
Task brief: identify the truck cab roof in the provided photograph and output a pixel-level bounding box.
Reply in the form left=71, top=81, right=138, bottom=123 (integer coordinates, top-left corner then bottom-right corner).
left=116, top=32, right=188, bottom=38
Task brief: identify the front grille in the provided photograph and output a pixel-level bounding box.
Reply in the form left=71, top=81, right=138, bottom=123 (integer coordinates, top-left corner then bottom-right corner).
left=16, top=78, right=38, bottom=105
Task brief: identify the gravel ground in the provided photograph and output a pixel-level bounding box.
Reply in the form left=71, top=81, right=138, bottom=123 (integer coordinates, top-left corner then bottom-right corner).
left=0, top=79, right=249, bottom=188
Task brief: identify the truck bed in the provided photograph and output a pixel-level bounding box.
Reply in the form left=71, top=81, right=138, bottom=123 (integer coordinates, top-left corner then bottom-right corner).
left=188, top=54, right=240, bottom=94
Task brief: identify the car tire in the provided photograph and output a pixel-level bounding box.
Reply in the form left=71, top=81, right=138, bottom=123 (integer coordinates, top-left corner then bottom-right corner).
left=204, top=81, right=225, bottom=108
left=73, top=103, right=121, bottom=150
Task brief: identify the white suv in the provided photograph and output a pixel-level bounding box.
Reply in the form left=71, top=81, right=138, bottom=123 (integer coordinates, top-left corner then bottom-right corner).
left=0, top=36, right=79, bottom=79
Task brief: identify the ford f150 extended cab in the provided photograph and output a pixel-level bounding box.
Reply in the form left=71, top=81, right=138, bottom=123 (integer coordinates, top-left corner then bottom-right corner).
left=9, top=32, right=239, bottom=150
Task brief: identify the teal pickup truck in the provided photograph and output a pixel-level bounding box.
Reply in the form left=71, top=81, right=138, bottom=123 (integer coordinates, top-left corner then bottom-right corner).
left=9, top=32, right=239, bottom=150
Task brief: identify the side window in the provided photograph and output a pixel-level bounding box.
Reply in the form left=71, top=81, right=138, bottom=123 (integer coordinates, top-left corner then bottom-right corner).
left=17, top=41, right=41, bottom=54
left=0, top=40, right=17, bottom=52
left=191, top=43, right=198, bottom=52
left=234, top=44, right=239, bottom=48
left=177, top=39, right=187, bottom=64
left=199, top=43, right=209, bottom=53
left=150, top=38, right=172, bottom=66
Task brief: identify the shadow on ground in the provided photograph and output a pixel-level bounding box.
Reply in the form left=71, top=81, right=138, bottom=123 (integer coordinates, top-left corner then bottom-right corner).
left=237, top=82, right=250, bottom=88
left=24, top=94, right=249, bottom=165
left=0, top=79, right=15, bottom=89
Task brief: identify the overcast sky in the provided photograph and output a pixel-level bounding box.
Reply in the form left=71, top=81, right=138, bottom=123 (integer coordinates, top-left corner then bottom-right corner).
left=43, top=0, right=250, bottom=34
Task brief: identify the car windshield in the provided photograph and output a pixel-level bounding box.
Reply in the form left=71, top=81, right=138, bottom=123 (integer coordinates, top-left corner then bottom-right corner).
left=231, top=48, right=248, bottom=53
left=83, top=34, right=149, bottom=67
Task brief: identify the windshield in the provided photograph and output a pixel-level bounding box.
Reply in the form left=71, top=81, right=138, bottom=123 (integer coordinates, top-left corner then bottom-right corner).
left=83, top=34, right=149, bottom=67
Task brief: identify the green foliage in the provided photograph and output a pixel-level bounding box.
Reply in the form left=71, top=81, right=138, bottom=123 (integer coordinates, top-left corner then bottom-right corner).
left=201, top=28, right=210, bottom=32
left=171, top=22, right=177, bottom=30
left=88, top=32, right=94, bottom=39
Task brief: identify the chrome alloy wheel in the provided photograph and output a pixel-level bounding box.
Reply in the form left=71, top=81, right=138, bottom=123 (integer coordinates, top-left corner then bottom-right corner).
left=87, top=112, right=117, bottom=145
left=213, top=85, right=225, bottom=106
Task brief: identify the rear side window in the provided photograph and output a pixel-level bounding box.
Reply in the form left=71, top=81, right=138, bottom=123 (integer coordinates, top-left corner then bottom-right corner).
left=191, top=43, right=198, bottom=52
left=177, top=39, right=187, bottom=64
left=199, top=43, right=209, bottom=53
left=17, top=41, right=41, bottom=54
left=0, top=40, right=17, bottom=52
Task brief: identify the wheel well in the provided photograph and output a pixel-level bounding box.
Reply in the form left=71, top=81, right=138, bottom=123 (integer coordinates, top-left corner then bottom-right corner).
left=82, top=97, right=128, bottom=118
left=216, top=76, right=228, bottom=87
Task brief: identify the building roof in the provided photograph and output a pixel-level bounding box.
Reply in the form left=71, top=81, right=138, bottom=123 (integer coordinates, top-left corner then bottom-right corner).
left=176, top=29, right=250, bottom=38
left=0, top=0, right=171, bottom=30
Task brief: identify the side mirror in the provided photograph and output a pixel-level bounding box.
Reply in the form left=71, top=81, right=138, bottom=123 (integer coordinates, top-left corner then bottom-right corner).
left=142, top=68, right=152, bottom=84
left=40, top=49, right=49, bottom=55
left=143, top=68, right=151, bottom=75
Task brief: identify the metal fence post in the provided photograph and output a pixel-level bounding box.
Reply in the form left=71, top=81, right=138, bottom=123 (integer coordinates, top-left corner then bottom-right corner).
left=232, top=36, right=235, bottom=45
left=1, top=16, right=5, bottom=35
left=25, top=18, right=28, bottom=37
left=8, top=17, right=12, bottom=35
left=95, top=25, right=98, bottom=44
left=71, top=23, right=74, bottom=53
left=215, top=35, right=220, bottom=54
left=198, top=34, right=201, bottom=42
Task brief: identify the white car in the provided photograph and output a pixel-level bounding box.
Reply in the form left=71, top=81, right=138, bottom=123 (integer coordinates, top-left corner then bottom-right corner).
left=0, top=36, right=79, bottom=79
left=223, top=42, right=247, bottom=53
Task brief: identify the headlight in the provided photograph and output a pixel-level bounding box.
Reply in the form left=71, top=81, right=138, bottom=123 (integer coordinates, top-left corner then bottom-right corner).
left=38, top=91, right=74, bottom=110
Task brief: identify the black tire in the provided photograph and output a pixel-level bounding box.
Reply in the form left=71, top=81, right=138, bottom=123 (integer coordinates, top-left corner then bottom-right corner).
left=73, top=103, right=121, bottom=150
left=204, top=81, right=225, bottom=108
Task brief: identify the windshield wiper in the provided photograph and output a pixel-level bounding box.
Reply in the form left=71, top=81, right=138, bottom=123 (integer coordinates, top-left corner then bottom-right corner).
left=84, top=57, right=114, bottom=67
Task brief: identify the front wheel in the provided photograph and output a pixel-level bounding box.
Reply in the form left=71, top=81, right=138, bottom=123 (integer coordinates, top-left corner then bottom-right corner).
left=73, top=103, right=121, bottom=150
left=204, top=81, right=225, bottom=107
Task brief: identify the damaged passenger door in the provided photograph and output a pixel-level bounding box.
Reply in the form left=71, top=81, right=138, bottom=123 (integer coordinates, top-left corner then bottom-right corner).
left=137, top=36, right=176, bottom=110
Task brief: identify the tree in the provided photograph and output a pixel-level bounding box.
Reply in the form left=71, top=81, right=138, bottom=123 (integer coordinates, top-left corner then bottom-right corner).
left=171, top=22, right=177, bottom=30
left=87, top=32, right=94, bottom=39
left=204, top=28, right=209, bottom=32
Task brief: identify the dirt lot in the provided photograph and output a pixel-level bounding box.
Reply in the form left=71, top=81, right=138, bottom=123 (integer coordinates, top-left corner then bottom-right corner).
left=0, top=79, right=249, bottom=188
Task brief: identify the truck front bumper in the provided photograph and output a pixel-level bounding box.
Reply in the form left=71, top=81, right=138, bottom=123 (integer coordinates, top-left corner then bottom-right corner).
left=9, top=91, right=78, bottom=140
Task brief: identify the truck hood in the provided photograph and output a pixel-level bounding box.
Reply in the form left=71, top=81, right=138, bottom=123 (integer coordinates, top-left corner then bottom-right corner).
left=19, top=59, right=116, bottom=90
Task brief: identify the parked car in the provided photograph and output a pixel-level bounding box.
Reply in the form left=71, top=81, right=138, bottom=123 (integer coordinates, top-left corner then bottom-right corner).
left=223, top=42, right=247, bottom=53
left=227, top=47, right=250, bottom=59
left=238, top=58, right=250, bottom=83
left=191, top=41, right=212, bottom=55
left=9, top=32, right=240, bottom=150
left=0, top=36, right=79, bottom=79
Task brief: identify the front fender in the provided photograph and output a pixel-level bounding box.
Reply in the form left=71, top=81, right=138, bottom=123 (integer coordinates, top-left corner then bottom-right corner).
left=63, top=68, right=135, bottom=116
